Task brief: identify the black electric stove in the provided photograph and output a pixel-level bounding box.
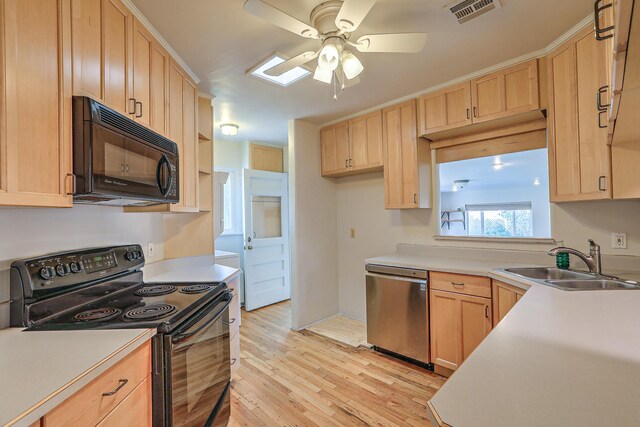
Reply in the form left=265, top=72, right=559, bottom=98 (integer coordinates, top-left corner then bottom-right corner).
left=10, top=245, right=233, bottom=427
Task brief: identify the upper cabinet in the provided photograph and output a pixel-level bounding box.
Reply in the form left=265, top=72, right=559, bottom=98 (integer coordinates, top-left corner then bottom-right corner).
left=382, top=100, right=432, bottom=209
left=102, top=0, right=133, bottom=116
left=471, top=60, right=540, bottom=123
left=418, top=59, right=541, bottom=138
left=0, top=0, right=73, bottom=208
left=547, top=26, right=613, bottom=202
left=320, top=111, right=383, bottom=177
left=417, top=82, right=472, bottom=135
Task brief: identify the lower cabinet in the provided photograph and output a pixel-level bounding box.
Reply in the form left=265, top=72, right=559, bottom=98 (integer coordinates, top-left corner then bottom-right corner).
left=430, top=282, right=492, bottom=374
left=492, top=279, right=527, bottom=327
left=44, top=341, right=151, bottom=426
left=227, top=274, right=241, bottom=378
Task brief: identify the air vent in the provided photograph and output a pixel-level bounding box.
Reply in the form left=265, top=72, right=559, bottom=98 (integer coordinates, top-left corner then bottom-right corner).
left=447, top=0, right=502, bottom=24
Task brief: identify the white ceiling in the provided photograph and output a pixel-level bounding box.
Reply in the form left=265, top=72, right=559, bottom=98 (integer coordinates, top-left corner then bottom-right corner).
left=131, top=0, right=593, bottom=145
left=439, top=148, right=549, bottom=192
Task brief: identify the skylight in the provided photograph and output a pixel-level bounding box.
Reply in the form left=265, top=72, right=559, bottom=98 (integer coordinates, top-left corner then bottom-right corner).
left=249, top=54, right=310, bottom=87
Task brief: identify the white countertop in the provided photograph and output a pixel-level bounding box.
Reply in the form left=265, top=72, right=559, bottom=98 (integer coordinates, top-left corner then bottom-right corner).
left=143, top=256, right=240, bottom=283
left=0, top=328, right=155, bottom=427
left=367, top=252, right=640, bottom=426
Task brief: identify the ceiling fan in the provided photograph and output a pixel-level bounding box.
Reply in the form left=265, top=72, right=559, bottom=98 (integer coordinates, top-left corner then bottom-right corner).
left=243, top=0, right=428, bottom=96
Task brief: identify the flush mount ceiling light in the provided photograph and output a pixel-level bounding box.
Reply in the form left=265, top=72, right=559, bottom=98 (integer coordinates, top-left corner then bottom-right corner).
left=247, top=53, right=311, bottom=87
left=220, top=123, right=239, bottom=136
left=243, top=0, right=428, bottom=99
left=533, top=177, right=541, bottom=186
left=493, top=156, right=504, bottom=170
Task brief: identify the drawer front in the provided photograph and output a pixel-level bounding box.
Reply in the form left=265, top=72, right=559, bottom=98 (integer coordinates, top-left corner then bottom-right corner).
left=97, top=376, right=152, bottom=427
left=229, top=293, right=241, bottom=337
left=230, top=330, right=240, bottom=378
left=45, top=341, right=151, bottom=426
left=430, top=271, right=491, bottom=298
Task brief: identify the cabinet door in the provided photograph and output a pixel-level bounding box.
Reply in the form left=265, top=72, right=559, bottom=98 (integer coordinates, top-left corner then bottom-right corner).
left=548, top=28, right=612, bottom=202
left=459, top=293, right=492, bottom=362
left=150, top=42, right=169, bottom=136
left=168, top=62, right=185, bottom=208
left=417, top=82, right=472, bottom=135
left=492, top=280, right=526, bottom=326
left=430, top=290, right=460, bottom=370
left=471, top=59, right=539, bottom=123
left=0, top=0, right=73, bottom=207
left=320, top=122, right=350, bottom=176
left=349, top=111, right=383, bottom=171
left=182, top=76, right=199, bottom=210
left=131, top=18, right=152, bottom=127
left=71, top=0, right=102, bottom=100
left=102, top=0, right=132, bottom=116
left=383, top=100, right=420, bottom=208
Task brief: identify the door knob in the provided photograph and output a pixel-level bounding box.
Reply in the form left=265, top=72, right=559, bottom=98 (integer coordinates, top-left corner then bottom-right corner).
left=246, top=246, right=253, bottom=250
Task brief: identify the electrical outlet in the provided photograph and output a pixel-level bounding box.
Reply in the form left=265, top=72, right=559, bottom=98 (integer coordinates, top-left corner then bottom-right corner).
left=612, top=232, right=627, bottom=249
left=350, top=228, right=356, bottom=238
left=148, top=242, right=156, bottom=258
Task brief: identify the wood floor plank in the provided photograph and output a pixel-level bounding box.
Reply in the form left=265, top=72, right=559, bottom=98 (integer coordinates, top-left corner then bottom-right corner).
left=229, top=301, right=445, bottom=426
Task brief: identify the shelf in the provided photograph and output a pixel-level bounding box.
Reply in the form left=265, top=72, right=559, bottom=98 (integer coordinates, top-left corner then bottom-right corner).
left=199, top=169, right=211, bottom=175
left=441, top=210, right=466, bottom=230
left=442, top=219, right=465, bottom=223
left=198, top=133, right=212, bottom=142
left=441, top=210, right=464, bottom=214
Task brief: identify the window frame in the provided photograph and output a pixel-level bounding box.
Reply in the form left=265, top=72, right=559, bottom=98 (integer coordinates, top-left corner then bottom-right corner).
left=216, top=167, right=244, bottom=236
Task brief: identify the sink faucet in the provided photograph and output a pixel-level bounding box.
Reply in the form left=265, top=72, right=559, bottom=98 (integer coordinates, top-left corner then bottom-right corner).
left=548, top=239, right=602, bottom=275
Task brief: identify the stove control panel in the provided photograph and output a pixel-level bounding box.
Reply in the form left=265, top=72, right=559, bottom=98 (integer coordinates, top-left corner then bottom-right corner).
left=11, top=245, right=145, bottom=298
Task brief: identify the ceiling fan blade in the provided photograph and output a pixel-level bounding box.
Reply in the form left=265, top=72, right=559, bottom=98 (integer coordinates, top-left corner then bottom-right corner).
left=243, top=0, right=318, bottom=38
left=335, top=0, right=376, bottom=33
left=264, top=51, right=319, bottom=77
left=353, top=33, right=428, bottom=53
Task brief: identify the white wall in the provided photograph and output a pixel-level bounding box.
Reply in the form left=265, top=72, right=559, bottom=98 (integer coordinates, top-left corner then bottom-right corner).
left=0, top=205, right=165, bottom=327
left=440, top=185, right=551, bottom=237
left=289, top=119, right=339, bottom=330
left=335, top=173, right=640, bottom=321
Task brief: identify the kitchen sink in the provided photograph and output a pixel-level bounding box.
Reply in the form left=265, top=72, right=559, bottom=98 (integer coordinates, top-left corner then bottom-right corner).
left=504, top=267, right=595, bottom=281
left=544, top=279, right=640, bottom=291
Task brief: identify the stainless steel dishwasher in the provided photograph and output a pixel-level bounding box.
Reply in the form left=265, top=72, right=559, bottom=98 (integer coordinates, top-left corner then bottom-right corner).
left=365, top=264, right=430, bottom=364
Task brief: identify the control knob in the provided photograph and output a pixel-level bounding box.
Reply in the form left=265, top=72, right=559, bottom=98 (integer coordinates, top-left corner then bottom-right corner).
left=69, top=262, right=83, bottom=273
left=39, top=267, right=55, bottom=280
left=126, top=251, right=135, bottom=261
left=56, top=264, right=71, bottom=277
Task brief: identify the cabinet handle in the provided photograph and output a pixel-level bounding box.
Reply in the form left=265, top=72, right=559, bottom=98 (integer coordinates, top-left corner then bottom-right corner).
left=345, top=159, right=348, bottom=168
left=102, top=379, right=128, bottom=396
left=596, top=85, right=610, bottom=111
left=485, top=306, right=489, bottom=319
left=128, top=98, right=136, bottom=115
left=466, top=108, right=470, bottom=119
left=349, top=159, right=352, bottom=168
left=223, top=318, right=236, bottom=325
left=121, top=163, right=125, bottom=173
left=473, top=106, right=478, bottom=118
left=231, top=358, right=237, bottom=366
left=413, top=193, right=417, bottom=204
left=66, top=173, right=76, bottom=195
left=594, top=0, right=614, bottom=41
left=451, top=282, right=465, bottom=287
left=135, top=101, right=143, bottom=118
left=598, top=110, right=608, bottom=129
left=598, top=176, right=606, bottom=191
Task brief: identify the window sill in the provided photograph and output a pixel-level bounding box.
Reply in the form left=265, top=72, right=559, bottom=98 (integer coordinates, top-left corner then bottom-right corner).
left=434, top=235, right=556, bottom=245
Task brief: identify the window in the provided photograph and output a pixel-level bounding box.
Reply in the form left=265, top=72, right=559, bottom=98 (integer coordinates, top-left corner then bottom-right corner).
left=222, top=176, right=234, bottom=233
left=216, top=168, right=243, bottom=236
left=466, top=203, right=533, bottom=237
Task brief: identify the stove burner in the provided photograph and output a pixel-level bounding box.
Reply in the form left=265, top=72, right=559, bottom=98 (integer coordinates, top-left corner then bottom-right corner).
left=180, top=284, right=213, bottom=294
left=73, top=308, right=122, bottom=322
left=134, top=285, right=177, bottom=297
left=124, top=303, right=177, bottom=321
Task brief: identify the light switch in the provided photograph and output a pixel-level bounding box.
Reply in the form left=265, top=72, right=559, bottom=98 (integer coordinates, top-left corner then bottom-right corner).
left=148, top=242, right=156, bottom=258
left=350, top=228, right=356, bottom=238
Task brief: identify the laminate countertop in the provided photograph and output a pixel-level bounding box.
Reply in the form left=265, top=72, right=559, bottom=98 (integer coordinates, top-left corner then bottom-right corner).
left=143, top=255, right=240, bottom=284
left=366, top=253, right=640, bottom=426
left=0, top=328, right=155, bottom=427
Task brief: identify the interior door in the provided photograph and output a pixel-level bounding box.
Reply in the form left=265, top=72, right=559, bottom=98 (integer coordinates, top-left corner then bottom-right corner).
left=243, top=170, right=290, bottom=311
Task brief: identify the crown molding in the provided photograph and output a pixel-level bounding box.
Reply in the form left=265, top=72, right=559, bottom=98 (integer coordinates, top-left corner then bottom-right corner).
left=321, top=14, right=594, bottom=127
left=121, top=0, right=201, bottom=85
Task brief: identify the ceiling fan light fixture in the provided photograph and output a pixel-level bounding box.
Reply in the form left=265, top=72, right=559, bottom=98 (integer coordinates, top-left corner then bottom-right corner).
left=220, top=123, right=239, bottom=136
left=318, top=40, right=341, bottom=71
left=342, top=50, right=363, bottom=79
left=313, top=65, right=333, bottom=84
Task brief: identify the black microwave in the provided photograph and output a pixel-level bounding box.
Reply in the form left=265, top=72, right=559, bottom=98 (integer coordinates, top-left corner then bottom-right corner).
left=72, top=96, right=179, bottom=206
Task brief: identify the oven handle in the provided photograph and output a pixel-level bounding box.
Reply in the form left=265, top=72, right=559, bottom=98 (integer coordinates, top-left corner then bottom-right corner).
left=171, top=291, right=233, bottom=346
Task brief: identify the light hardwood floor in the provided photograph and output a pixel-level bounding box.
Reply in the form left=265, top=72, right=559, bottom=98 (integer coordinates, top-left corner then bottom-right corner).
left=229, top=301, right=446, bottom=426
left=306, top=315, right=369, bottom=348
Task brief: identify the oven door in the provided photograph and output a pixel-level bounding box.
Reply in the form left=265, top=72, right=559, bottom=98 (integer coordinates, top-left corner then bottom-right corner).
left=91, top=124, right=178, bottom=202
left=165, top=291, right=232, bottom=427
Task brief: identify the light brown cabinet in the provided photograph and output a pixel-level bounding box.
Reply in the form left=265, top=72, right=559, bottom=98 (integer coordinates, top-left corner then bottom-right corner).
left=430, top=288, right=492, bottom=373
left=492, top=279, right=527, bottom=327
left=548, top=27, right=612, bottom=202
left=417, top=59, right=540, bottom=138
left=102, top=0, right=132, bottom=116
left=382, top=100, right=432, bottom=209
left=44, top=341, right=151, bottom=426
left=471, top=60, right=539, bottom=123
left=417, top=82, right=472, bottom=135
left=320, top=111, right=383, bottom=177
left=0, top=0, right=74, bottom=208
